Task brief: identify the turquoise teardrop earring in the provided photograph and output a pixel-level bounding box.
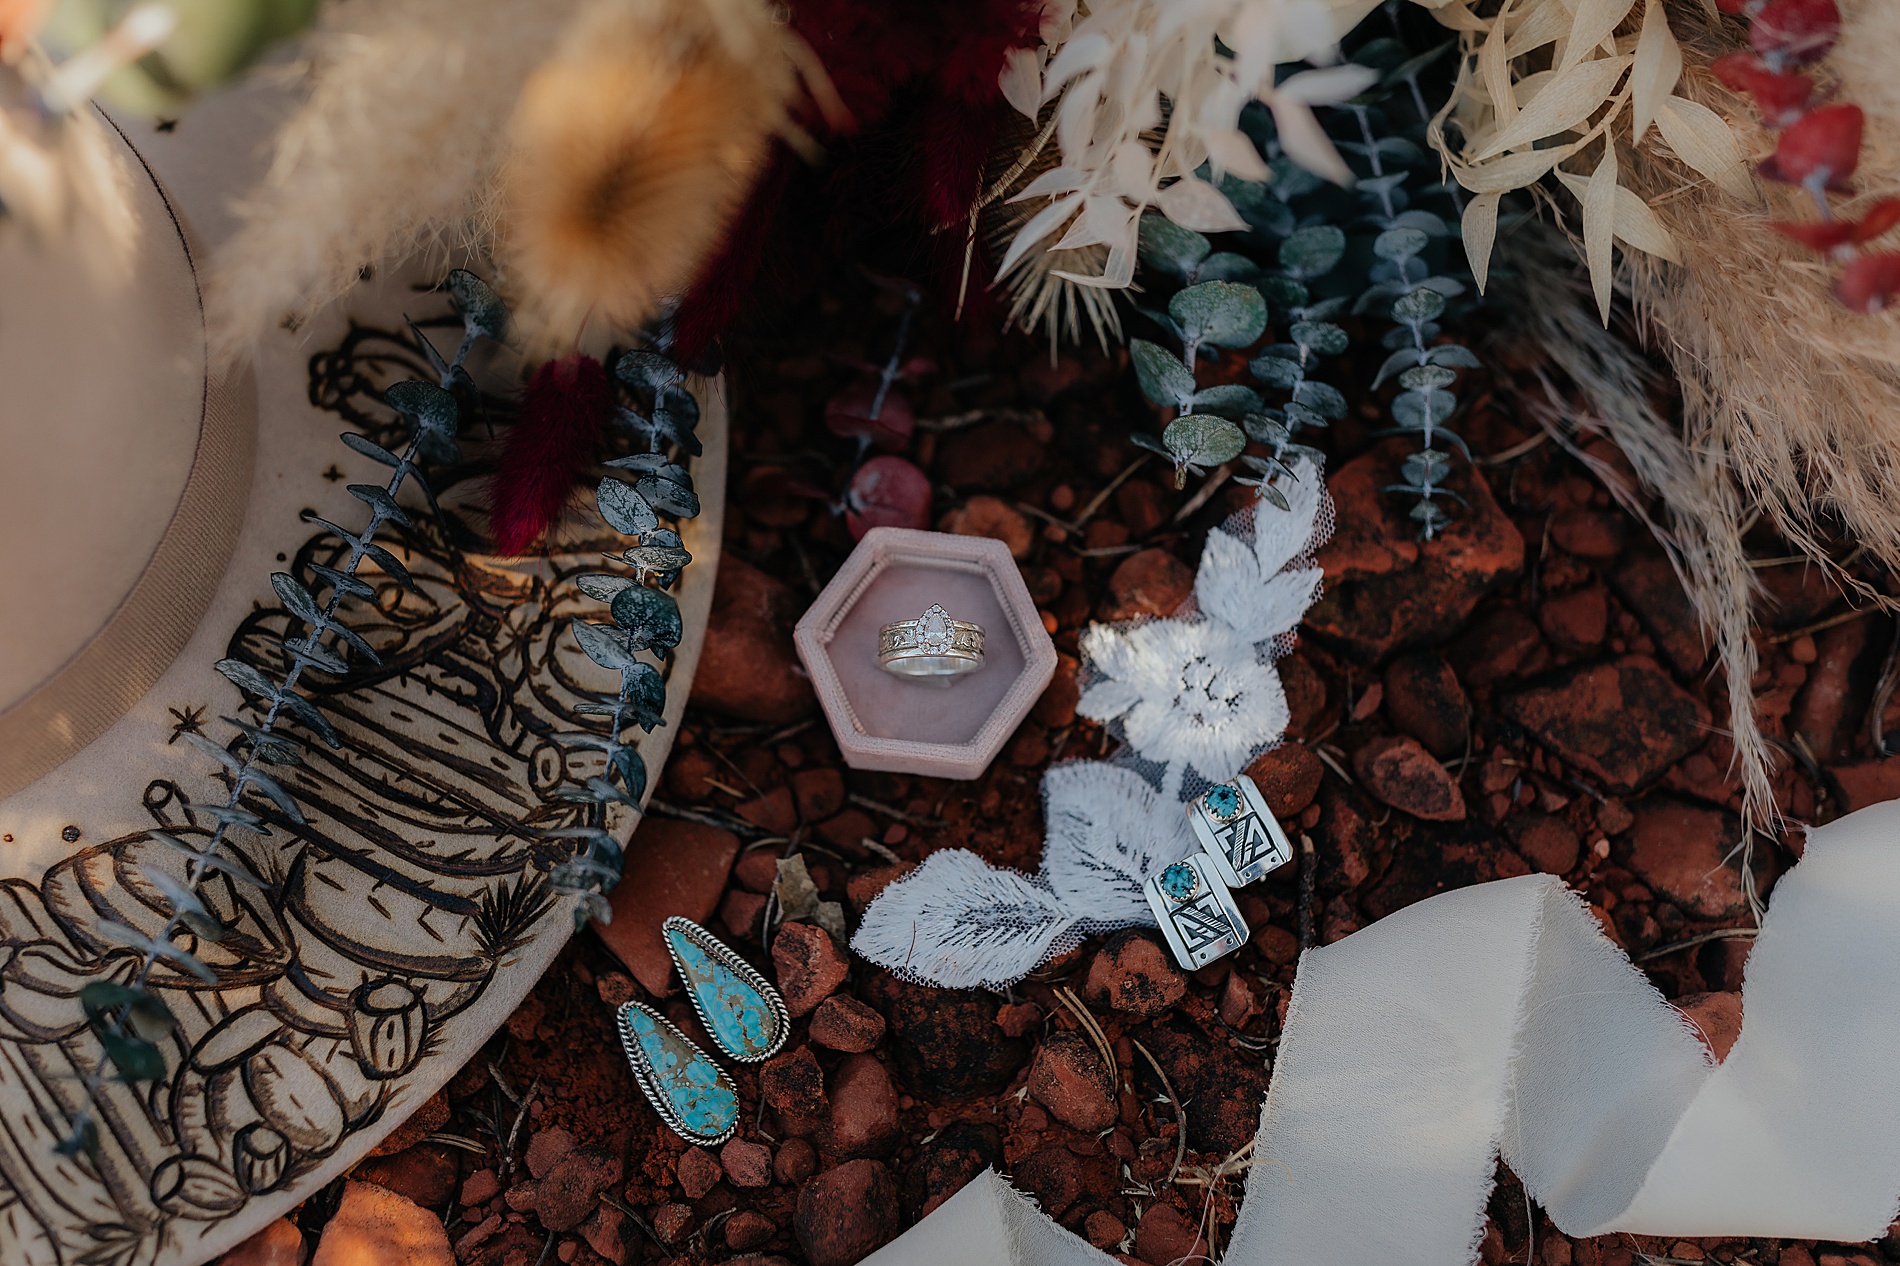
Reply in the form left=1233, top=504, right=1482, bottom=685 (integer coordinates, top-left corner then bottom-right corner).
left=663, top=916, right=790, bottom=1062
left=615, top=1002, right=741, bottom=1147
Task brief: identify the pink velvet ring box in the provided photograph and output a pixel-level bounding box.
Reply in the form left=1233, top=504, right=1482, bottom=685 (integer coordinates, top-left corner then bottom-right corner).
left=794, top=527, right=1058, bottom=779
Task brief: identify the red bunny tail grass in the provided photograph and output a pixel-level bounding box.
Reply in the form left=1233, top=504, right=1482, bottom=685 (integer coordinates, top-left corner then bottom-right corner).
left=487, top=354, right=613, bottom=556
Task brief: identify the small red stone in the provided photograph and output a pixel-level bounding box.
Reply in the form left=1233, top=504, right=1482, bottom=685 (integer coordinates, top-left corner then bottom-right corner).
left=1026, top=1032, right=1117, bottom=1132
left=725, top=1210, right=778, bottom=1252
left=772, top=922, right=852, bottom=1016
left=1084, top=932, right=1187, bottom=1016
left=809, top=994, right=887, bottom=1053
left=775, top=1137, right=819, bottom=1184
left=1674, top=990, right=1744, bottom=1062
left=822, top=1053, right=902, bottom=1159
left=1352, top=735, right=1466, bottom=821
left=677, top=1147, right=722, bottom=1200
left=721, top=1138, right=775, bottom=1188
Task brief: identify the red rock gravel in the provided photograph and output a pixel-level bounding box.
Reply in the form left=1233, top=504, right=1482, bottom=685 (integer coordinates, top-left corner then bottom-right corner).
left=224, top=273, right=1900, bottom=1266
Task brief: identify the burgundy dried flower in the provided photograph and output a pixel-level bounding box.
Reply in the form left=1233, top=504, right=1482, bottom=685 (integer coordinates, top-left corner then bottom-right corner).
left=1767, top=104, right=1863, bottom=190
left=487, top=353, right=614, bottom=556
left=1749, top=0, right=1840, bottom=64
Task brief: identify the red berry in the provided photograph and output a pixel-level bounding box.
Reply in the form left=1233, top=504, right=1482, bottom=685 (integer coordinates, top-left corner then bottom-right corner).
left=1853, top=198, right=1900, bottom=244
left=1836, top=252, right=1900, bottom=313
left=1770, top=104, right=1863, bottom=189
left=1711, top=53, right=1813, bottom=125
left=1770, top=219, right=1856, bottom=251
left=1750, top=0, right=1840, bottom=63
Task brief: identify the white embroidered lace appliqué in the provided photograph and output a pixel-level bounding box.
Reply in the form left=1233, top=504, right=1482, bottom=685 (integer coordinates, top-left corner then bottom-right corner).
left=853, top=458, right=1333, bottom=988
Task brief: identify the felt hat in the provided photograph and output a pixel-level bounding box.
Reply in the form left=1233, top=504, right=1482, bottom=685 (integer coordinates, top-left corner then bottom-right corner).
left=0, top=113, right=723, bottom=1265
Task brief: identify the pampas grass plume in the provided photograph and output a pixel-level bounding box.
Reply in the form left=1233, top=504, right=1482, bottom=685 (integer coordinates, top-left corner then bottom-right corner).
left=499, top=0, right=800, bottom=351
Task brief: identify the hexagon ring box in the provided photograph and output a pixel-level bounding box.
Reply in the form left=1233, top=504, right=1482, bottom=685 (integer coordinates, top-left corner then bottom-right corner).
left=795, top=528, right=1057, bottom=779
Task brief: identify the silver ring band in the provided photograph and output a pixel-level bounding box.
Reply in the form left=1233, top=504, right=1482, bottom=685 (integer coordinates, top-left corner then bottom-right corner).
left=878, top=604, right=985, bottom=678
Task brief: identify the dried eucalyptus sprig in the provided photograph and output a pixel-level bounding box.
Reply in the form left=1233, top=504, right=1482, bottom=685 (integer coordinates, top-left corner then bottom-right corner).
left=60, top=269, right=505, bottom=1160
left=1126, top=275, right=1266, bottom=490
left=541, top=348, right=702, bottom=930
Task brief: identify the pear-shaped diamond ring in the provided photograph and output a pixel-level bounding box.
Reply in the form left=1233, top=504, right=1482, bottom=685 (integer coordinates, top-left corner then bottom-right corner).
left=877, top=604, right=986, bottom=678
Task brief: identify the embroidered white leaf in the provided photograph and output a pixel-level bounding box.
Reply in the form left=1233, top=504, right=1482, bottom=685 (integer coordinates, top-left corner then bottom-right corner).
left=1629, top=0, right=1681, bottom=144
left=1042, top=763, right=1192, bottom=925
left=1655, top=95, right=1755, bottom=202
left=1464, top=191, right=1502, bottom=294
left=849, top=850, right=1078, bottom=990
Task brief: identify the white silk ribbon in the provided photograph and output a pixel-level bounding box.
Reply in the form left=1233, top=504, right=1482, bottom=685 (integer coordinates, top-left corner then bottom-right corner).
left=865, top=799, right=1900, bottom=1264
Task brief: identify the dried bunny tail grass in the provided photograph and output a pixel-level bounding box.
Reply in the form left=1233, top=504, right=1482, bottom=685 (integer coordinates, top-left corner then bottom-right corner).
left=206, top=0, right=582, bottom=364
left=1496, top=225, right=1773, bottom=863
left=497, top=0, right=801, bottom=353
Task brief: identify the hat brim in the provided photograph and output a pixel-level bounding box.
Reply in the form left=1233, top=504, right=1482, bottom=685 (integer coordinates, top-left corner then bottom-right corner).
left=0, top=121, right=725, bottom=1266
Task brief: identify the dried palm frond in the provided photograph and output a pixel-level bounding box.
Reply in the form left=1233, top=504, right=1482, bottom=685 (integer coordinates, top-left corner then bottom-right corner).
left=978, top=106, right=1122, bottom=351
left=496, top=0, right=803, bottom=352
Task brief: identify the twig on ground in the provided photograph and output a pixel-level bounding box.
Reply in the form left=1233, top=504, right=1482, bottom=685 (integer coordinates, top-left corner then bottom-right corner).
left=1298, top=833, right=1317, bottom=951
left=1132, top=1039, right=1188, bottom=1187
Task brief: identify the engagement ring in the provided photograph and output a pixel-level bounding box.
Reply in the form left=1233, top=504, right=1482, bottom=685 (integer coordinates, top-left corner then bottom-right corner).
left=878, top=604, right=985, bottom=679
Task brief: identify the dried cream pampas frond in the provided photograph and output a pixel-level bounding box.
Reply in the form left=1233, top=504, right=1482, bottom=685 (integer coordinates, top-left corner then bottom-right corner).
left=497, top=0, right=802, bottom=351
left=996, top=0, right=1383, bottom=295
left=207, top=0, right=588, bottom=362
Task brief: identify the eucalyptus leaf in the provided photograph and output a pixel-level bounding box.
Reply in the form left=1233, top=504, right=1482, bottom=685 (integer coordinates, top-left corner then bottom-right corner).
left=81, top=982, right=175, bottom=1040
left=240, top=766, right=306, bottom=825
left=1403, top=449, right=1454, bottom=486
left=610, top=585, right=683, bottom=649
left=383, top=380, right=458, bottom=442
left=1300, top=296, right=1351, bottom=321
left=1258, top=276, right=1309, bottom=309
left=623, top=544, right=693, bottom=576
left=619, top=661, right=668, bottom=731
left=99, top=1031, right=166, bottom=1083
left=347, top=484, right=412, bottom=531
left=609, top=746, right=648, bottom=799
left=270, top=573, right=326, bottom=631
left=572, top=620, right=638, bottom=672
left=1373, top=347, right=1423, bottom=389
left=1162, top=414, right=1246, bottom=476
left=340, top=432, right=400, bottom=468
left=1196, top=252, right=1262, bottom=283
left=1391, top=389, right=1457, bottom=429
left=1278, top=225, right=1346, bottom=278
left=1130, top=339, right=1195, bottom=409
left=575, top=574, right=636, bottom=603
left=1289, top=321, right=1348, bottom=356
left=1169, top=281, right=1267, bottom=350
left=634, top=473, right=699, bottom=518
left=1292, top=380, right=1347, bottom=419
left=1426, top=344, right=1483, bottom=369
left=283, top=636, right=349, bottom=676
left=614, top=350, right=684, bottom=398
left=1374, top=227, right=1430, bottom=262
left=449, top=268, right=509, bottom=340
left=596, top=478, right=660, bottom=536
left=93, top=921, right=217, bottom=983
left=1250, top=355, right=1303, bottom=390
left=1137, top=213, right=1211, bottom=279
left=1391, top=287, right=1447, bottom=324
left=1283, top=400, right=1329, bottom=431
left=1187, top=384, right=1263, bottom=419
left=1399, top=365, right=1458, bottom=391
left=307, top=563, right=375, bottom=600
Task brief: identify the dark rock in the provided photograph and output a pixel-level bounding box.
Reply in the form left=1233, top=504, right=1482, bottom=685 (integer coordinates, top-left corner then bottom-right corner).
left=692, top=554, right=817, bottom=724
left=1547, top=507, right=1625, bottom=558
left=366, top=1089, right=449, bottom=1158
left=460, top=1168, right=500, bottom=1208
left=652, top=1203, right=694, bottom=1244
left=937, top=420, right=1046, bottom=490
left=809, top=994, right=887, bottom=1053
left=903, top=1123, right=1002, bottom=1220
left=1626, top=798, right=1748, bottom=920
left=773, top=922, right=851, bottom=1017
left=1086, top=1210, right=1128, bottom=1250
left=1352, top=735, right=1465, bottom=821
left=1243, top=744, right=1324, bottom=817
left=1010, top=1144, right=1085, bottom=1219
left=677, top=1147, right=721, bottom=1200
left=1033, top=653, right=1081, bottom=727
left=1306, top=442, right=1524, bottom=662
left=1131, top=1019, right=1269, bottom=1154
left=1538, top=587, right=1608, bottom=654
left=739, top=786, right=798, bottom=834
left=822, top=1053, right=902, bottom=1159
left=761, top=1045, right=829, bottom=1136
left=527, top=1129, right=575, bottom=1179
left=863, top=971, right=1028, bottom=1099
left=721, top=888, right=768, bottom=941
left=1608, top=551, right=1709, bottom=676
left=1752, top=560, right=1841, bottom=631
left=1084, top=932, right=1187, bottom=1017
left=725, top=1210, right=778, bottom=1252
left=1135, top=1203, right=1209, bottom=1266
left=795, top=1159, right=899, bottom=1266
left=1449, top=607, right=1550, bottom=688
left=1830, top=757, right=1900, bottom=813
left=1498, top=656, right=1710, bottom=794
left=775, top=1137, right=819, bottom=1185
left=1382, top=652, right=1468, bottom=760
left=1792, top=618, right=1877, bottom=763
left=354, top=1143, right=459, bottom=1210
left=533, top=1147, right=622, bottom=1232
left=1315, top=779, right=1380, bottom=893
left=1219, top=971, right=1263, bottom=1030
left=735, top=848, right=781, bottom=893
left=1027, top=1032, right=1117, bottom=1132
left=580, top=1203, right=635, bottom=1265
left=1674, top=990, right=1743, bottom=1062
left=1509, top=814, right=1581, bottom=876
left=722, top=1138, right=774, bottom=1189
left=1118, top=480, right=1173, bottom=537
left=1107, top=549, right=1194, bottom=619
left=793, top=767, right=849, bottom=821
left=599, top=819, right=740, bottom=996
left=1280, top=652, right=1328, bottom=738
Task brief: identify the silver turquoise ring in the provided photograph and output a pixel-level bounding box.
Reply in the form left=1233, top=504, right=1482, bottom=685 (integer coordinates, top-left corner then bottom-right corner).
left=877, top=603, right=985, bottom=678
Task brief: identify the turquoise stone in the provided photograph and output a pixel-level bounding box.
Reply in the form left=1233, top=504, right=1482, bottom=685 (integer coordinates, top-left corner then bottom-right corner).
left=1205, top=784, right=1242, bottom=819
left=665, top=922, right=783, bottom=1061
left=1159, top=861, right=1198, bottom=901
left=623, top=1006, right=738, bottom=1141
